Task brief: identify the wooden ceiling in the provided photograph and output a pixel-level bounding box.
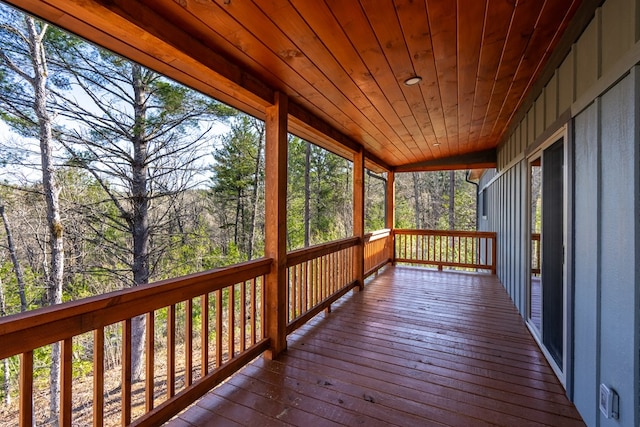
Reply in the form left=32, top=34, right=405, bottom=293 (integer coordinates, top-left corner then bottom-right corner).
left=9, top=0, right=593, bottom=171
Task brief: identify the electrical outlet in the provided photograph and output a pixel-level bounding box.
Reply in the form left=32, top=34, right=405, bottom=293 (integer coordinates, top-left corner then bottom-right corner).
left=599, top=384, right=619, bottom=419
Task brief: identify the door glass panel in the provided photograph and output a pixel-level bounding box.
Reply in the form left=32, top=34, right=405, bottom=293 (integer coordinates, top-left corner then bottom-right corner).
left=541, top=139, right=564, bottom=366
left=529, top=158, right=542, bottom=332
left=528, top=138, right=564, bottom=372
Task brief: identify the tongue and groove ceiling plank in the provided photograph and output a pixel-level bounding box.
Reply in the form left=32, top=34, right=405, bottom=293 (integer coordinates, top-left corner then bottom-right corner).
left=8, top=0, right=589, bottom=171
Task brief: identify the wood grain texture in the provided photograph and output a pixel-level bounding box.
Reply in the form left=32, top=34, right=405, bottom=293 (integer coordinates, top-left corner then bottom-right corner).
left=6, top=0, right=589, bottom=171
left=176, top=267, right=584, bottom=426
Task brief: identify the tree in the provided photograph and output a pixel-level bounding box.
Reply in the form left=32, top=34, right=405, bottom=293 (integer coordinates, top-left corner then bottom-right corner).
left=365, top=171, right=386, bottom=232
left=0, top=7, right=66, bottom=421
left=396, top=171, right=476, bottom=230
left=287, top=137, right=352, bottom=249
left=0, top=194, right=26, bottom=312
left=210, top=115, right=264, bottom=260
left=0, top=275, right=9, bottom=406
left=48, top=37, right=235, bottom=378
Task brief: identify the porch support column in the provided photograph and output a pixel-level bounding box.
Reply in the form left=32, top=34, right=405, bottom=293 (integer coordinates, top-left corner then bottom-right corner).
left=265, top=92, right=288, bottom=359
left=353, top=148, right=365, bottom=290
left=386, top=171, right=395, bottom=263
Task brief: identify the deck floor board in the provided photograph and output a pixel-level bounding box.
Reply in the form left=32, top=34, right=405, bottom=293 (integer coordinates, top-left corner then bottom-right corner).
left=174, top=266, right=585, bottom=426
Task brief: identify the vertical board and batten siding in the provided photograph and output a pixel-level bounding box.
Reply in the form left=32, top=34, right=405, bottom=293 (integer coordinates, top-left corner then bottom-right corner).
left=597, top=72, right=638, bottom=427
left=573, top=98, right=600, bottom=427
left=478, top=0, right=640, bottom=425
left=478, top=163, right=526, bottom=316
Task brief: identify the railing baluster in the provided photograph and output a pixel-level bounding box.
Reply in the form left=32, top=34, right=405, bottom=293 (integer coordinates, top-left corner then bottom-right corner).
left=331, top=251, right=336, bottom=294
left=464, top=236, right=468, bottom=265
left=403, top=233, right=407, bottom=259
left=94, top=328, right=104, bottom=427
left=185, top=299, right=193, bottom=386
left=287, top=267, right=293, bottom=322
left=167, top=305, right=175, bottom=398
left=317, top=257, right=321, bottom=303
left=303, top=261, right=308, bottom=313
left=309, top=259, right=314, bottom=308
left=321, top=255, right=326, bottom=300
left=311, top=258, right=316, bottom=307
left=321, top=255, right=325, bottom=300
left=19, top=351, right=33, bottom=427
left=484, top=237, right=489, bottom=268
left=261, top=275, right=266, bottom=339
left=146, top=311, right=154, bottom=411
left=297, top=264, right=302, bottom=318
left=122, top=319, right=132, bottom=426
left=240, top=280, right=247, bottom=352
left=201, top=294, right=209, bottom=376
left=61, top=338, right=73, bottom=426
left=320, top=255, right=325, bottom=301
left=330, top=252, right=334, bottom=296
left=250, top=278, right=256, bottom=345
left=228, top=286, right=235, bottom=360
left=216, top=290, right=222, bottom=367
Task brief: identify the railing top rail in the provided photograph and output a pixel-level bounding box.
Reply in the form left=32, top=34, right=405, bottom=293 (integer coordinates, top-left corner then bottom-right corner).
left=393, top=229, right=497, bottom=238
left=286, top=236, right=359, bottom=267
left=364, top=228, right=391, bottom=242
left=0, top=257, right=272, bottom=359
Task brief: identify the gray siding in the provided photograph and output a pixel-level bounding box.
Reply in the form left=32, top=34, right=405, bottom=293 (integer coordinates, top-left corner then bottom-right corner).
left=478, top=163, right=526, bottom=316
left=597, top=72, right=638, bottom=427
left=574, top=99, right=600, bottom=426
left=477, top=0, right=640, bottom=425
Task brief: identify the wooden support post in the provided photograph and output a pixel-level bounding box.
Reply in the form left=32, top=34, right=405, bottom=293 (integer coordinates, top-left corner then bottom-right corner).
left=386, top=171, right=395, bottom=264
left=353, top=148, right=365, bottom=290
left=265, top=92, right=288, bottom=359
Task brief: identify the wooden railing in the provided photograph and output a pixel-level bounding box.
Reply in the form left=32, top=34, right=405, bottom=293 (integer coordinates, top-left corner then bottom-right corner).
left=364, top=228, right=392, bottom=277
left=286, top=237, right=359, bottom=334
left=394, top=229, right=497, bottom=274
left=531, top=233, right=541, bottom=276
left=1, top=228, right=498, bottom=426
left=0, top=258, right=271, bottom=427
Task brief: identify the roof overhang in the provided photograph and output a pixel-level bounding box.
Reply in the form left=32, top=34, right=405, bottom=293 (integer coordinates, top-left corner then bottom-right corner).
left=6, top=0, right=602, bottom=172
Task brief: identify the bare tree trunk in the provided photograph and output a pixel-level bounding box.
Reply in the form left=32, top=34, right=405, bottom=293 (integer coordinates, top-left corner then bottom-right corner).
left=448, top=171, right=455, bottom=230
left=304, top=141, right=311, bottom=247
left=0, top=200, right=27, bottom=312
left=247, top=121, right=264, bottom=260
left=130, top=64, right=149, bottom=381
left=0, top=277, right=11, bottom=406
left=1, top=356, right=8, bottom=407
left=234, top=189, right=242, bottom=248
left=0, top=196, right=25, bottom=406
left=0, top=21, right=61, bottom=415
left=412, top=172, right=422, bottom=229
left=19, top=17, right=65, bottom=423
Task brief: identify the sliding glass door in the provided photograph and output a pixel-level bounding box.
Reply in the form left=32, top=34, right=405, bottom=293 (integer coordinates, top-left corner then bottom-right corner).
left=528, top=133, right=566, bottom=381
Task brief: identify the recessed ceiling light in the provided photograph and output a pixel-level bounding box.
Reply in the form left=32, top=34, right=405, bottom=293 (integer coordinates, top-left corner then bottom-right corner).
left=404, top=76, right=422, bottom=86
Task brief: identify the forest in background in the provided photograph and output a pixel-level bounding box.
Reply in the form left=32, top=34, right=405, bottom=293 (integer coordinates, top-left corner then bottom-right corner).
left=0, top=2, right=477, bottom=424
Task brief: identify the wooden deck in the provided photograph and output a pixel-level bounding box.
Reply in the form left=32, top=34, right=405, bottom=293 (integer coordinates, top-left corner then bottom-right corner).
left=168, top=266, right=584, bottom=427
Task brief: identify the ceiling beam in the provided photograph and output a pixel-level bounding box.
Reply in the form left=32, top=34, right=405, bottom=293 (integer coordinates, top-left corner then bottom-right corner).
left=395, top=149, right=497, bottom=172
